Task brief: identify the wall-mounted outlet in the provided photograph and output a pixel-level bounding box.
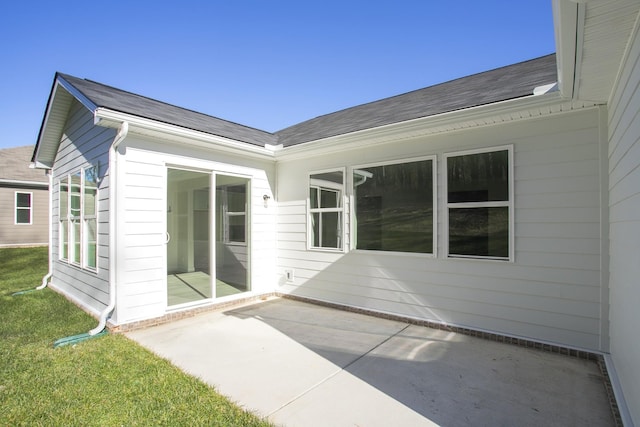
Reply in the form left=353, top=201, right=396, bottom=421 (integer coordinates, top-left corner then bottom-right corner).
left=284, top=269, right=295, bottom=283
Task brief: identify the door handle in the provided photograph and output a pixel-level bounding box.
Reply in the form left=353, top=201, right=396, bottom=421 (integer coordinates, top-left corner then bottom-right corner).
left=165, top=232, right=171, bottom=244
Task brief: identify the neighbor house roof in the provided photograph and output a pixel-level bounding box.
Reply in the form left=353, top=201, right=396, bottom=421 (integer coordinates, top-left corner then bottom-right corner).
left=0, top=146, right=48, bottom=186
left=56, top=73, right=278, bottom=148
left=275, top=54, right=558, bottom=147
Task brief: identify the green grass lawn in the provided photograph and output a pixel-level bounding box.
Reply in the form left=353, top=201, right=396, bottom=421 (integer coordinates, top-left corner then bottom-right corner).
left=0, top=247, right=272, bottom=426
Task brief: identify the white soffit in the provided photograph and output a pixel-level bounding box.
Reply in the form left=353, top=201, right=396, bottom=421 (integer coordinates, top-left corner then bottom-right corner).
left=33, top=82, right=77, bottom=169
left=576, top=0, right=640, bottom=102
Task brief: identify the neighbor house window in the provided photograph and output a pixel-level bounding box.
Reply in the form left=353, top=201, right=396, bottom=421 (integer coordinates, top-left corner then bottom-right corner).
left=353, top=157, right=436, bottom=254
left=445, top=146, right=513, bottom=260
left=15, top=192, right=33, bottom=225
left=309, top=170, right=344, bottom=250
left=59, top=165, right=98, bottom=270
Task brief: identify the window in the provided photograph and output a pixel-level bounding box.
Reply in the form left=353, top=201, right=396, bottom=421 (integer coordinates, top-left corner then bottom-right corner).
left=221, top=184, right=247, bottom=244
left=309, top=170, right=344, bottom=250
left=353, top=158, right=436, bottom=254
left=59, top=165, right=98, bottom=270
left=15, top=192, right=33, bottom=224
left=445, top=146, right=512, bottom=260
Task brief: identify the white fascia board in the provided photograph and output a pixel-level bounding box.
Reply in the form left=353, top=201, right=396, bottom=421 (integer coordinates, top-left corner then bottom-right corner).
left=93, top=108, right=275, bottom=161
left=275, top=91, right=567, bottom=162
left=553, top=0, right=581, bottom=99
left=56, top=76, right=98, bottom=113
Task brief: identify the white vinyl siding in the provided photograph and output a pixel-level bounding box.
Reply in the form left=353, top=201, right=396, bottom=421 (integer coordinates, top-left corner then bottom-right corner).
left=0, top=186, right=48, bottom=246
left=607, top=22, right=640, bottom=426
left=50, top=101, right=111, bottom=316
left=113, top=137, right=277, bottom=324
left=277, top=108, right=605, bottom=351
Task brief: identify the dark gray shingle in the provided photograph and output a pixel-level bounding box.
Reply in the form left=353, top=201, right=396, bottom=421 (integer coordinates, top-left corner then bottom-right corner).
left=56, top=54, right=556, bottom=149
left=275, top=54, right=557, bottom=147
left=58, top=74, right=278, bottom=147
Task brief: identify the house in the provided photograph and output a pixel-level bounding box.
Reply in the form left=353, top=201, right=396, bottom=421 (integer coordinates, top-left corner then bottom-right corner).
left=30, top=0, right=639, bottom=423
left=0, top=145, right=49, bottom=247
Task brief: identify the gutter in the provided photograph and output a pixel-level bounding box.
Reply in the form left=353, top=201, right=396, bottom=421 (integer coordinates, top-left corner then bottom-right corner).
left=88, top=121, right=128, bottom=336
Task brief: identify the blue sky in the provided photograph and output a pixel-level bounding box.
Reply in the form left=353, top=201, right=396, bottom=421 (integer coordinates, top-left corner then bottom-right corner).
left=0, top=1, right=555, bottom=150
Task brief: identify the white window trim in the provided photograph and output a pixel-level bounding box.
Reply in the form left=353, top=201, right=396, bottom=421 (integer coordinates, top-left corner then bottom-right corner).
left=307, top=168, right=346, bottom=252
left=443, top=145, right=514, bottom=262
left=351, top=155, right=437, bottom=256
left=14, top=191, right=33, bottom=225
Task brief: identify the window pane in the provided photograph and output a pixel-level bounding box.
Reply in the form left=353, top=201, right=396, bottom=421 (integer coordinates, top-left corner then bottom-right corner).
left=320, top=212, right=340, bottom=248
left=448, top=207, right=509, bottom=258
left=320, top=189, right=339, bottom=208
left=60, top=182, right=68, bottom=218
left=309, top=188, right=318, bottom=209
left=84, top=168, right=98, bottom=217
left=227, top=185, right=246, bottom=212
left=16, top=193, right=31, bottom=208
left=16, top=209, right=30, bottom=224
left=61, top=221, right=68, bottom=260
left=447, top=150, right=509, bottom=203
left=311, top=212, right=320, bottom=247
left=70, top=173, right=81, bottom=217
left=72, top=220, right=81, bottom=264
left=85, top=218, right=97, bottom=268
left=354, top=160, right=433, bottom=253
left=228, top=215, right=246, bottom=242
left=84, top=188, right=96, bottom=216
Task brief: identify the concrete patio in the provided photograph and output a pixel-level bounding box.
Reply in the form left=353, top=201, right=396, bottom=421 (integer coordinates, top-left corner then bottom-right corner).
left=126, top=297, right=615, bottom=426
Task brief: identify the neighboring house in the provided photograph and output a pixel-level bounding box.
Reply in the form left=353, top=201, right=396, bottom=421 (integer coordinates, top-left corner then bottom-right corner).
left=30, top=1, right=640, bottom=423
left=0, top=145, right=49, bottom=247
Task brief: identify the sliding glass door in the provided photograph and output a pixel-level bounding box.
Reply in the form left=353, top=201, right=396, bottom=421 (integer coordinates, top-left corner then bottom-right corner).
left=166, top=169, right=249, bottom=307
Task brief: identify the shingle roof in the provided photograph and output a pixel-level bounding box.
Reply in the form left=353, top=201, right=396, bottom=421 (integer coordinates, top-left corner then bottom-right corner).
left=57, top=74, right=278, bottom=147
left=0, top=145, right=48, bottom=184
left=52, top=54, right=556, bottom=151
left=275, top=54, right=557, bottom=147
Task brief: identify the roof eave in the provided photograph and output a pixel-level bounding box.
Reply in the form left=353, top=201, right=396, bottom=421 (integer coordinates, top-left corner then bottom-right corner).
left=275, top=91, right=594, bottom=162
left=94, top=108, right=276, bottom=161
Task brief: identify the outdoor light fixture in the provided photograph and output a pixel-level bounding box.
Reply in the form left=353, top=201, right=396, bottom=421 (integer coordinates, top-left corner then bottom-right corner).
left=263, top=194, right=271, bottom=207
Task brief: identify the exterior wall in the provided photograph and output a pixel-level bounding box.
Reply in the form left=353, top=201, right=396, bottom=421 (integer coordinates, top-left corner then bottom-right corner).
left=0, top=185, right=48, bottom=246
left=50, top=100, right=112, bottom=316
left=607, top=19, right=640, bottom=426
left=111, top=135, right=277, bottom=325
left=277, top=108, right=606, bottom=351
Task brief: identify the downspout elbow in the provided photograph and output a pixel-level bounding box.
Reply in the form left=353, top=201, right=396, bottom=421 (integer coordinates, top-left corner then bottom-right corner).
left=89, top=121, right=128, bottom=336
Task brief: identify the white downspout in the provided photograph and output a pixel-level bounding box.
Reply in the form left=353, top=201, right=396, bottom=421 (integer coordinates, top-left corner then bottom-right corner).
left=89, top=121, right=128, bottom=336
left=36, top=170, right=54, bottom=290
